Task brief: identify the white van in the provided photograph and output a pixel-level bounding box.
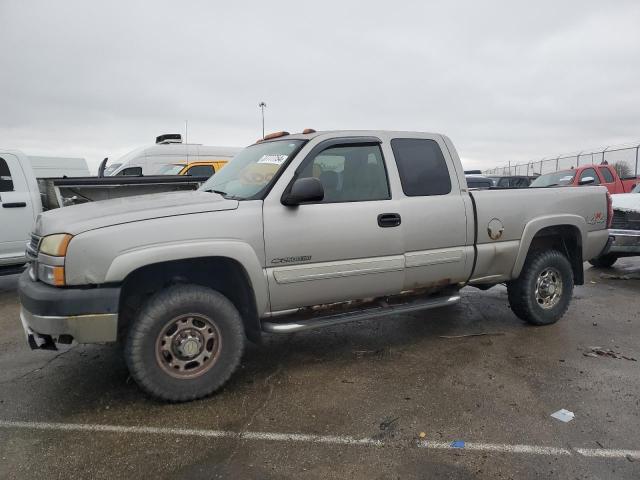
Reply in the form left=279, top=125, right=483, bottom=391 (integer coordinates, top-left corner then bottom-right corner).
left=106, top=134, right=241, bottom=176
left=27, top=156, right=89, bottom=178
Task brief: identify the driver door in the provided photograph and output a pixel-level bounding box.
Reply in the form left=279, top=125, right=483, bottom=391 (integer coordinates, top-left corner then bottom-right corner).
left=262, top=139, right=405, bottom=312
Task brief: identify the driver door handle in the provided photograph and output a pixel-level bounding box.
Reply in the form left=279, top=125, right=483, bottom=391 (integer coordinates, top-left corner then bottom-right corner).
left=2, top=202, right=27, bottom=208
left=378, top=213, right=401, bottom=228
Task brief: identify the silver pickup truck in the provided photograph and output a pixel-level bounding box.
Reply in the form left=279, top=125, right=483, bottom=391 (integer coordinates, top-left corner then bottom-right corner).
left=18, top=130, right=611, bottom=401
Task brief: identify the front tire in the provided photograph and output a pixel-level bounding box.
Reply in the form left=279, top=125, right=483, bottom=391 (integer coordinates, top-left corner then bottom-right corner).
left=124, top=284, right=245, bottom=402
left=507, top=250, right=574, bottom=326
left=588, top=254, right=618, bottom=268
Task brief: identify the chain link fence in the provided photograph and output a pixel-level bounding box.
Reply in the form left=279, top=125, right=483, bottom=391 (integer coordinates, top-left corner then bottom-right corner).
left=483, top=141, right=640, bottom=179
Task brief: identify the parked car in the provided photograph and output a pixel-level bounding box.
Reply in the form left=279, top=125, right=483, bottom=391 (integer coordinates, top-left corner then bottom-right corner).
left=106, top=134, right=240, bottom=176
left=19, top=129, right=610, bottom=401
left=156, top=160, right=229, bottom=178
left=589, top=184, right=640, bottom=267
left=487, top=175, right=536, bottom=188
left=530, top=164, right=639, bottom=194
left=0, top=150, right=209, bottom=275
left=465, top=174, right=493, bottom=189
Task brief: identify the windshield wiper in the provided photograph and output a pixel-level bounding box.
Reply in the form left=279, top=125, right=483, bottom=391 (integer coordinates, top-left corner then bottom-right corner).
left=205, top=189, right=244, bottom=200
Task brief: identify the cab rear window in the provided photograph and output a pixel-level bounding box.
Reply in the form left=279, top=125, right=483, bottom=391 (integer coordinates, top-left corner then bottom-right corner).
left=599, top=167, right=614, bottom=183
left=391, top=138, right=451, bottom=196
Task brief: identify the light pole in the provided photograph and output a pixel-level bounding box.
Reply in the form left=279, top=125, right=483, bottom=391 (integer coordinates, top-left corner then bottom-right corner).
left=258, top=102, right=267, bottom=139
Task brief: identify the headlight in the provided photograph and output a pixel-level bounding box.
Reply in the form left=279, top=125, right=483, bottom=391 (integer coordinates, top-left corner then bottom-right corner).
left=37, top=233, right=72, bottom=286
left=39, top=234, right=73, bottom=257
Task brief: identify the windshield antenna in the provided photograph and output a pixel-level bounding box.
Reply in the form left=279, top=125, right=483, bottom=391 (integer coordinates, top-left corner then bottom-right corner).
left=259, top=102, right=267, bottom=139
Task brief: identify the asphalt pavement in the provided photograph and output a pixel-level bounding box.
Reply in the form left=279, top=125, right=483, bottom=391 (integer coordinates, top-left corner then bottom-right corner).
left=1, top=259, right=639, bottom=479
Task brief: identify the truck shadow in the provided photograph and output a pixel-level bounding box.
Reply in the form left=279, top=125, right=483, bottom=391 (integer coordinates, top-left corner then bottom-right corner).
left=5, top=288, right=528, bottom=418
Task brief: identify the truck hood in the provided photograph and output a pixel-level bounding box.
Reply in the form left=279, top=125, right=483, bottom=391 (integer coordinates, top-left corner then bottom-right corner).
left=35, top=190, right=238, bottom=235
left=611, top=193, right=640, bottom=213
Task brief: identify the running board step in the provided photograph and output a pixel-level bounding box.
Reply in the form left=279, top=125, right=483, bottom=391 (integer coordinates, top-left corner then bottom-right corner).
left=261, top=293, right=461, bottom=334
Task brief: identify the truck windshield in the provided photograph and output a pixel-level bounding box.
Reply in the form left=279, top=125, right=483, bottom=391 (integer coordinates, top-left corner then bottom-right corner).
left=530, top=171, right=576, bottom=187
left=200, top=140, right=305, bottom=199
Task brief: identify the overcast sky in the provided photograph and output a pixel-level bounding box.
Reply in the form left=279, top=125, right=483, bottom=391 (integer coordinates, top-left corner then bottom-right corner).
left=1, top=0, right=639, bottom=171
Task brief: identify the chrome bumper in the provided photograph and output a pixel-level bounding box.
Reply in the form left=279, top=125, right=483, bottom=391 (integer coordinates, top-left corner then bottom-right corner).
left=20, top=307, right=118, bottom=350
left=608, top=229, right=640, bottom=254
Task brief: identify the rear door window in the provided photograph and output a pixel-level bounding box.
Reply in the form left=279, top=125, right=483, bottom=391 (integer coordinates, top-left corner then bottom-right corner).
left=391, top=138, right=451, bottom=196
left=580, top=168, right=600, bottom=185
left=0, top=157, right=14, bottom=192
left=599, top=167, right=614, bottom=183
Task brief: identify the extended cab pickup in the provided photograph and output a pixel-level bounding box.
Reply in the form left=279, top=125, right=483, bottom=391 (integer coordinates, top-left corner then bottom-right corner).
left=18, top=130, right=611, bottom=401
left=530, top=163, right=639, bottom=194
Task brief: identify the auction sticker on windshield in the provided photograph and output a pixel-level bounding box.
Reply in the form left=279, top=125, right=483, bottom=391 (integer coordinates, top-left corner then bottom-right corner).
left=258, top=154, right=288, bottom=165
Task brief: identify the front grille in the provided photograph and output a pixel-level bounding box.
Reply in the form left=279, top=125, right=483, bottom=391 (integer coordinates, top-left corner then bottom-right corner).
left=25, top=233, right=41, bottom=260
left=611, top=210, right=640, bottom=231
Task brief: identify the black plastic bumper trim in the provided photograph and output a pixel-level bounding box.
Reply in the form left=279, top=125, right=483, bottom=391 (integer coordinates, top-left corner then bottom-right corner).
left=18, top=271, right=120, bottom=317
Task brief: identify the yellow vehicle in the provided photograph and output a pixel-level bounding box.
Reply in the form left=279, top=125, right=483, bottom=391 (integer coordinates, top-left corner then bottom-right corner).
left=157, top=160, right=229, bottom=178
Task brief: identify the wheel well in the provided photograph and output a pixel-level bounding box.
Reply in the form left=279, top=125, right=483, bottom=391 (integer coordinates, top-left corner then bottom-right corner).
left=118, top=257, right=261, bottom=342
left=528, top=225, right=584, bottom=285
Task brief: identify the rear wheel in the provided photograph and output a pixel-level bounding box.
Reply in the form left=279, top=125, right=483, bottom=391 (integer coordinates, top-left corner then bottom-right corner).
left=125, top=284, right=245, bottom=402
left=507, top=250, right=574, bottom=326
left=588, top=254, right=618, bottom=268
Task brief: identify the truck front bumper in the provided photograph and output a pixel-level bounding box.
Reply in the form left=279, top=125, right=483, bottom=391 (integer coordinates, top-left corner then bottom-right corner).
left=608, top=229, right=640, bottom=255
left=18, top=271, right=120, bottom=350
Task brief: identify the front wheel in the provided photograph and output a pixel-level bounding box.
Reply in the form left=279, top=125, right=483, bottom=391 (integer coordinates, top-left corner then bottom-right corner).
left=124, top=284, right=245, bottom=402
left=507, top=250, right=574, bottom=326
left=588, top=254, right=618, bottom=268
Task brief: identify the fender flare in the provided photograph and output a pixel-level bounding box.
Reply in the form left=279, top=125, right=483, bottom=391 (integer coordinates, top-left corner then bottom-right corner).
left=105, top=240, right=269, bottom=315
left=511, top=214, right=587, bottom=278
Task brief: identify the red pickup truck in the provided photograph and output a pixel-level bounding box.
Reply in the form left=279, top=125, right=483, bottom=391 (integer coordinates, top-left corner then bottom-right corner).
left=530, top=164, right=639, bottom=194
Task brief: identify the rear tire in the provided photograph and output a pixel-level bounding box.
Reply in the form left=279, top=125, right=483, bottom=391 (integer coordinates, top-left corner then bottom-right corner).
left=507, top=250, right=574, bottom=326
left=124, top=284, right=245, bottom=402
left=588, top=254, right=618, bottom=268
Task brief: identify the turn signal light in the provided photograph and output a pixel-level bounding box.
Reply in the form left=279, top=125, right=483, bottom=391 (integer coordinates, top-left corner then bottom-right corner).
left=606, top=192, right=613, bottom=229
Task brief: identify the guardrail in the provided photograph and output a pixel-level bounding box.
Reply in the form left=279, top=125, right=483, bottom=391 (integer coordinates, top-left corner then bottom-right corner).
left=483, top=141, right=640, bottom=178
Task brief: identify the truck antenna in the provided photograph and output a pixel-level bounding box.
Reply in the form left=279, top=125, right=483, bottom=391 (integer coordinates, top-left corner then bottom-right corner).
left=259, top=102, right=267, bottom=139
left=185, top=120, right=189, bottom=164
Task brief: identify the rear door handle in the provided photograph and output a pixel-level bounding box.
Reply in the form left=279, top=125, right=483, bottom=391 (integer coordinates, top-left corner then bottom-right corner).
left=378, top=213, right=401, bottom=228
left=2, top=202, right=27, bottom=208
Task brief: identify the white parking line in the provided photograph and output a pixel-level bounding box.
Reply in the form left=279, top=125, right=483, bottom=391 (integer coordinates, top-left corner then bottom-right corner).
left=0, top=420, right=638, bottom=460
left=418, top=440, right=572, bottom=456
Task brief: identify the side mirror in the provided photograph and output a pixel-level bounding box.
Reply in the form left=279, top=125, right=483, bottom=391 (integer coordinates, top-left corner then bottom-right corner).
left=578, top=176, right=595, bottom=185
left=282, top=177, right=324, bottom=206
left=98, top=157, right=108, bottom=178
left=120, top=166, right=143, bottom=176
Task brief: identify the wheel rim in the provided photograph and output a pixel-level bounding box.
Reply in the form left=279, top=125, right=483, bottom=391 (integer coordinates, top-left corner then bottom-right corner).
left=535, top=267, right=563, bottom=309
left=155, top=313, right=222, bottom=379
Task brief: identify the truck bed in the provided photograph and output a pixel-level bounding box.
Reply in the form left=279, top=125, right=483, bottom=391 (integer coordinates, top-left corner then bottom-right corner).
left=37, top=175, right=209, bottom=210
left=468, top=186, right=610, bottom=284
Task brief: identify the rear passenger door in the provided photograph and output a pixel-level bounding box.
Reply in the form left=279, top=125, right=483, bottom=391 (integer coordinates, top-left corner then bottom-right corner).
left=388, top=137, right=472, bottom=290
